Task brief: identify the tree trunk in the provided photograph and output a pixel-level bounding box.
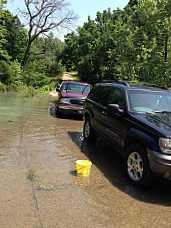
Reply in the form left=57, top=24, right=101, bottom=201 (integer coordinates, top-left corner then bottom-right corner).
left=21, top=41, right=32, bottom=67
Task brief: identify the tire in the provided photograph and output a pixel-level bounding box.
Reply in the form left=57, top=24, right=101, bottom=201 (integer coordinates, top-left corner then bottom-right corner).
left=83, top=117, right=97, bottom=143
left=124, top=144, right=152, bottom=189
left=56, top=106, right=61, bottom=118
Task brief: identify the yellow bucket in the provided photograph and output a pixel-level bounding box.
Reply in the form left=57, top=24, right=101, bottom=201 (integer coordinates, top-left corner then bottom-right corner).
left=76, top=160, right=92, bottom=177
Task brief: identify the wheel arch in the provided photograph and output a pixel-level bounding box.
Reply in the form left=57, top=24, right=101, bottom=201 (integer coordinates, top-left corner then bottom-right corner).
left=124, top=128, right=159, bottom=153
left=124, top=136, right=146, bottom=152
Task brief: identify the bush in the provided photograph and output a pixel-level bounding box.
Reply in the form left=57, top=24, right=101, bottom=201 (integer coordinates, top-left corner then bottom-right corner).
left=0, top=58, right=64, bottom=93
left=23, top=86, right=39, bottom=97
left=0, top=81, right=6, bottom=92
left=26, top=60, right=47, bottom=74
left=10, top=60, right=23, bottom=80
left=22, top=70, right=47, bottom=87
left=9, top=81, right=25, bottom=91
left=43, top=60, right=65, bottom=77
left=39, top=85, right=50, bottom=94
left=0, top=60, right=12, bottom=83
left=9, top=60, right=25, bottom=91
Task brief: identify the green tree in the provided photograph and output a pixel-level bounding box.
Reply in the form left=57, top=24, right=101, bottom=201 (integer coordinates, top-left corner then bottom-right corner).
left=0, top=9, right=28, bottom=62
left=27, top=34, right=65, bottom=76
left=21, top=0, right=77, bottom=66
left=0, top=10, right=11, bottom=61
left=0, top=0, right=7, bottom=9
left=62, top=0, right=170, bottom=86
left=0, top=60, right=12, bottom=83
left=127, top=0, right=171, bottom=85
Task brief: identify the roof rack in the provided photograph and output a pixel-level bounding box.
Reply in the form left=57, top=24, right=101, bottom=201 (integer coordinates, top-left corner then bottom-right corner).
left=102, top=79, right=170, bottom=91
left=140, top=83, right=169, bottom=91
left=102, top=79, right=130, bottom=88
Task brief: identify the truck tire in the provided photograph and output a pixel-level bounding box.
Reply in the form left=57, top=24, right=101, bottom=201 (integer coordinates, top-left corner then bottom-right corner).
left=124, top=143, right=152, bottom=189
left=83, top=117, right=97, bottom=143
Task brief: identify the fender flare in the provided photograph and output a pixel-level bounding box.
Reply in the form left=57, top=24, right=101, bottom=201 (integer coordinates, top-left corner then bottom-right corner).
left=125, top=128, right=159, bottom=151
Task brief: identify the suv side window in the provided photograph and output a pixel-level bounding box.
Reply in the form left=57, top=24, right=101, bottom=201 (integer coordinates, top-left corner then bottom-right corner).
left=88, top=86, right=113, bottom=106
left=109, top=88, right=124, bottom=109
left=88, top=85, right=101, bottom=102
left=99, top=86, right=113, bottom=106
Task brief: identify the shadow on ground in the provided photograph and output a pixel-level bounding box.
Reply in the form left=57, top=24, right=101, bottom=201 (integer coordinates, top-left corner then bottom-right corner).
left=68, top=131, right=171, bottom=207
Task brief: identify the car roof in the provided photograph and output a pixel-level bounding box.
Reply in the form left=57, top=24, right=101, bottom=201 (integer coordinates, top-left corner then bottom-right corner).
left=62, top=80, right=91, bottom=85
left=96, top=80, right=170, bottom=93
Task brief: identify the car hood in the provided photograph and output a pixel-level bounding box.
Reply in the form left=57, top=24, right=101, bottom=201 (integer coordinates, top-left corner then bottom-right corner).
left=61, top=92, right=87, bottom=99
left=134, top=113, right=171, bottom=136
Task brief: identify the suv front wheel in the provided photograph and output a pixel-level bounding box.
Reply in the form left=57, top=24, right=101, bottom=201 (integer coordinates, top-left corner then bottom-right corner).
left=83, top=117, right=97, bottom=143
left=124, top=144, right=152, bottom=189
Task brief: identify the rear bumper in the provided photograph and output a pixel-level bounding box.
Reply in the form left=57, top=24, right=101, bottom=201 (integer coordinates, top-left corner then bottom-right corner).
left=148, top=149, right=171, bottom=179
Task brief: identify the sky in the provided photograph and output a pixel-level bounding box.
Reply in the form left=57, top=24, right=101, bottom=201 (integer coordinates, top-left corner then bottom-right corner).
left=6, top=0, right=129, bottom=41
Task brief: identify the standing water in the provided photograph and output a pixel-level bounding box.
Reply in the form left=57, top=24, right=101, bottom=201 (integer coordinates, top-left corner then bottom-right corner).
left=0, top=92, right=170, bottom=228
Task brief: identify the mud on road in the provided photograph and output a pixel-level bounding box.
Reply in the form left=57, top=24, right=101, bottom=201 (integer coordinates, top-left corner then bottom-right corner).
left=0, top=93, right=170, bottom=228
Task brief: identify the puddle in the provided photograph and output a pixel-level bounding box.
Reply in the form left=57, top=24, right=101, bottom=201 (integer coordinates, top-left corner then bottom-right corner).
left=0, top=93, right=170, bottom=228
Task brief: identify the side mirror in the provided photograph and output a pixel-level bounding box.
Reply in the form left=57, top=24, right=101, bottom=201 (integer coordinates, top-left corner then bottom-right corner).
left=56, top=86, right=60, bottom=92
left=107, top=104, right=124, bottom=115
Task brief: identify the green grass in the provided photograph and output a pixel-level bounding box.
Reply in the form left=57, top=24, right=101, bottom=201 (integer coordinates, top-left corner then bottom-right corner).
left=28, top=170, right=37, bottom=182
left=39, top=185, right=54, bottom=190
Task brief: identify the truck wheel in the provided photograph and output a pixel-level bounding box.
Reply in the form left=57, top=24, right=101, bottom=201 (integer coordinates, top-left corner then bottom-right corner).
left=56, top=106, right=61, bottom=118
left=124, top=144, right=152, bottom=189
left=83, top=117, right=97, bottom=143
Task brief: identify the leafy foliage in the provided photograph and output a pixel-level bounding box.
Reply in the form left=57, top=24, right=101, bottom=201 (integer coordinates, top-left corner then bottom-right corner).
left=62, top=0, right=171, bottom=86
left=0, top=0, right=170, bottom=94
left=0, top=81, right=6, bottom=92
left=0, top=60, right=12, bottom=83
left=0, top=9, right=28, bottom=62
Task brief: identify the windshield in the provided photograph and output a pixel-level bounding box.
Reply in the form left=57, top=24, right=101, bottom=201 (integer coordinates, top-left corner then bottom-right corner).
left=62, top=83, right=91, bottom=94
left=128, top=90, right=171, bottom=113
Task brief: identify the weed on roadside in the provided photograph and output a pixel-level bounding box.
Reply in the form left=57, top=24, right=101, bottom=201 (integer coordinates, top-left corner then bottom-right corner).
left=28, top=170, right=37, bottom=182
left=38, top=185, right=54, bottom=191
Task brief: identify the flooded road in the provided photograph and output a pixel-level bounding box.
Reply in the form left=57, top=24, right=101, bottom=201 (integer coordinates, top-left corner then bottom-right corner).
left=0, top=93, right=170, bottom=228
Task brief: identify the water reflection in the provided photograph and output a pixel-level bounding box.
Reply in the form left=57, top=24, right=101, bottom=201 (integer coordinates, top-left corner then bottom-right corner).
left=0, top=92, right=170, bottom=227
left=74, top=176, right=90, bottom=187
left=48, top=101, right=83, bottom=121
left=0, top=92, right=50, bottom=126
left=68, top=131, right=171, bottom=206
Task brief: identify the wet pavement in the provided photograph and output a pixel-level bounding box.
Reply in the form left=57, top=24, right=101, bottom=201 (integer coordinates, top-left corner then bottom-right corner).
left=0, top=92, right=170, bottom=228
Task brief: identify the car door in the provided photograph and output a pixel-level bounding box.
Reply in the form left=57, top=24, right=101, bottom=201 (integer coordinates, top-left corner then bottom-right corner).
left=95, top=86, right=114, bottom=136
left=88, top=85, right=111, bottom=134
left=100, top=87, right=126, bottom=151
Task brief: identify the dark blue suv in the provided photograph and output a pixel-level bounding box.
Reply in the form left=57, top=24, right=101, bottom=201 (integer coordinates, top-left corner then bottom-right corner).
left=83, top=80, right=171, bottom=189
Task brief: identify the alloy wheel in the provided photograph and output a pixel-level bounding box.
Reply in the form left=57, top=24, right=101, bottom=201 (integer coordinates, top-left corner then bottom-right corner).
left=127, top=152, right=143, bottom=181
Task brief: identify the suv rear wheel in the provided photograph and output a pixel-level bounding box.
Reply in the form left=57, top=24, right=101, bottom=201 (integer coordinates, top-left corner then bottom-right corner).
left=124, top=144, right=152, bottom=189
left=83, top=117, right=97, bottom=143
